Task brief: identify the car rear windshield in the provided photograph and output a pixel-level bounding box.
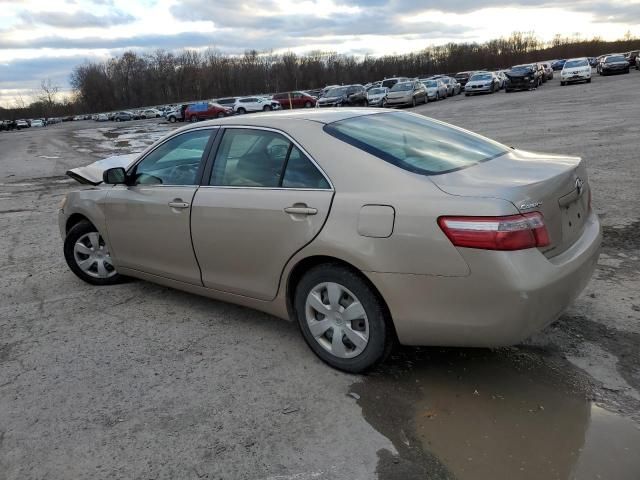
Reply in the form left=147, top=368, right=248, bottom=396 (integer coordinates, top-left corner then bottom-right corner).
left=564, top=59, right=588, bottom=68
left=323, top=112, right=508, bottom=175
left=606, top=55, right=625, bottom=63
left=470, top=73, right=492, bottom=81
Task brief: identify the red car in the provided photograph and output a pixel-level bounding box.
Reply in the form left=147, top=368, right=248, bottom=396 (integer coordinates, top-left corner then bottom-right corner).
left=272, top=91, right=316, bottom=109
left=184, top=102, right=232, bottom=122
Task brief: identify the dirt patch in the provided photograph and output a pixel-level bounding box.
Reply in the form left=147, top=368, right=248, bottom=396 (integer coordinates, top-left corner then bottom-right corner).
left=602, top=220, right=640, bottom=251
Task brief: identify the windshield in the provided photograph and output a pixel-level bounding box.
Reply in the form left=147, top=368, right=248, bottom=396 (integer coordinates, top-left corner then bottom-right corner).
left=606, top=55, right=625, bottom=63
left=324, top=112, right=508, bottom=175
left=391, top=82, right=412, bottom=92
left=564, top=59, right=589, bottom=68
left=511, top=65, right=532, bottom=71
left=325, top=87, right=347, bottom=97
left=440, top=77, right=450, bottom=84
left=369, top=88, right=386, bottom=95
left=424, top=81, right=437, bottom=87
left=470, top=73, right=492, bottom=81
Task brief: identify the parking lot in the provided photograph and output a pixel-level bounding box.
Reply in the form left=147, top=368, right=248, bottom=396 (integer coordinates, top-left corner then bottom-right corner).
left=1, top=70, right=639, bottom=480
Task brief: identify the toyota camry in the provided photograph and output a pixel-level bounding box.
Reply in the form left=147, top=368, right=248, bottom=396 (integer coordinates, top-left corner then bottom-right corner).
left=60, top=109, right=601, bottom=372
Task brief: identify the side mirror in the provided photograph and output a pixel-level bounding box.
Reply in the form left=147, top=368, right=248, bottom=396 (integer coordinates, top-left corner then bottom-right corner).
left=103, top=167, right=127, bottom=184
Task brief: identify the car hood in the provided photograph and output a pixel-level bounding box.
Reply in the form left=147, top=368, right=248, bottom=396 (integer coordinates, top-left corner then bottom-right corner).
left=505, top=70, right=533, bottom=78
left=465, top=80, right=488, bottom=86
left=66, top=153, right=138, bottom=185
left=603, top=61, right=628, bottom=66
left=318, top=96, right=344, bottom=103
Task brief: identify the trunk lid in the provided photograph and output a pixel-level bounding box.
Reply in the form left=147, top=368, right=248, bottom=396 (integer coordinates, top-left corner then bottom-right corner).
left=66, top=153, right=138, bottom=185
left=430, top=149, right=591, bottom=258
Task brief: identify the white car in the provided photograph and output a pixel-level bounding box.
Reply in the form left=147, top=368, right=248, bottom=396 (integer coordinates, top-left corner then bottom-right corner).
left=420, top=79, right=447, bottom=101
left=140, top=108, right=162, bottom=118
left=366, top=87, right=388, bottom=107
left=96, top=113, right=109, bottom=122
left=561, top=58, right=592, bottom=85
left=31, top=119, right=45, bottom=127
left=233, top=97, right=281, bottom=114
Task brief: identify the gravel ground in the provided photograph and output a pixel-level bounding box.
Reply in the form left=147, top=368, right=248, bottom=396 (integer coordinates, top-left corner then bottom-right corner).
left=1, top=70, right=639, bottom=480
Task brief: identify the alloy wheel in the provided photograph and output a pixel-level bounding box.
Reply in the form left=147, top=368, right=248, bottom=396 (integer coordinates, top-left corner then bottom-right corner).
left=305, top=282, right=369, bottom=359
left=73, top=232, right=117, bottom=279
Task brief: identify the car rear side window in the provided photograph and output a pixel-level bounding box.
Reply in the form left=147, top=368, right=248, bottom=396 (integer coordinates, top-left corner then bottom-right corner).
left=210, top=128, right=330, bottom=189
left=324, top=112, right=508, bottom=175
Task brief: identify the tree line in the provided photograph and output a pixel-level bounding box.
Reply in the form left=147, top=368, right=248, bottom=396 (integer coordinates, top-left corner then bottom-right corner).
left=2, top=31, right=640, bottom=119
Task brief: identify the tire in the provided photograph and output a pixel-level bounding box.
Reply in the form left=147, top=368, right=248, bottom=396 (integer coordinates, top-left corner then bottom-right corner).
left=382, top=99, right=387, bottom=107
left=436, top=93, right=440, bottom=100
left=190, top=115, right=198, bottom=122
left=294, top=264, right=393, bottom=373
left=561, top=81, right=566, bottom=86
left=217, top=112, right=225, bottom=118
left=465, top=93, right=470, bottom=96
left=237, top=107, right=246, bottom=114
left=304, top=101, right=312, bottom=108
left=64, top=220, right=124, bottom=286
left=625, top=69, right=630, bottom=74
left=168, top=116, right=176, bottom=123
left=586, top=78, right=591, bottom=83
left=263, top=105, right=272, bottom=111
left=115, top=118, right=121, bottom=122
left=412, top=97, right=416, bottom=108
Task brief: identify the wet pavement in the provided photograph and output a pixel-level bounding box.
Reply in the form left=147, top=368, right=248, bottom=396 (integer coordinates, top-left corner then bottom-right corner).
left=352, top=347, right=640, bottom=480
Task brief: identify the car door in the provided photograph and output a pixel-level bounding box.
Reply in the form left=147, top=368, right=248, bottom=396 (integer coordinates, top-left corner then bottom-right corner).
left=191, top=126, right=334, bottom=301
left=103, top=127, right=217, bottom=284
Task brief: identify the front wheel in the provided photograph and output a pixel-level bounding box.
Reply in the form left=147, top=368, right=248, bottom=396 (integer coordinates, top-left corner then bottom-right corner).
left=263, top=105, right=272, bottom=111
left=586, top=78, right=591, bottom=83
left=561, top=81, right=566, bottom=86
left=64, top=220, right=124, bottom=286
left=294, top=264, right=392, bottom=373
left=168, top=116, right=176, bottom=123
left=237, top=108, right=246, bottom=114
left=217, top=112, right=225, bottom=118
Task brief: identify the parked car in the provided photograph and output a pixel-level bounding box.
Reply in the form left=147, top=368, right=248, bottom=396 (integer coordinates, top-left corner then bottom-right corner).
left=504, top=64, right=542, bottom=91
left=366, top=87, right=388, bottom=107
left=560, top=57, right=592, bottom=85
left=96, top=114, right=109, bottom=122
left=31, top=119, right=45, bottom=127
left=421, top=79, right=448, bottom=101
left=166, top=104, right=190, bottom=123
left=464, top=72, right=499, bottom=95
left=16, top=119, right=29, bottom=129
left=61, top=109, right=601, bottom=373
left=588, top=57, right=598, bottom=68
left=272, top=91, right=316, bottom=109
left=233, top=96, right=281, bottom=114
left=540, top=62, right=554, bottom=80
left=215, top=98, right=237, bottom=108
left=431, top=75, right=460, bottom=96
left=551, top=59, right=566, bottom=71
left=598, top=55, right=630, bottom=75
left=184, top=102, right=232, bottom=121
left=113, top=111, right=133, bottom=122
left=454, top=71, right=474, bottom=87
left=386, top=80, right=427, bottom=107
left=141, top=108, right=162, bottom=119
left=624, top=50, right=639, bottom=67
left=380, top=77, right=410, bottom=90
left=317, top=85, right=367, bottom=107
left=493, top=71, right=507, bottom=90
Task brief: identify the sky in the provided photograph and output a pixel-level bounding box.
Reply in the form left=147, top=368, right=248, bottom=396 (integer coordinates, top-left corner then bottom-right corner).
left=1, top=0, right=639, bottom=106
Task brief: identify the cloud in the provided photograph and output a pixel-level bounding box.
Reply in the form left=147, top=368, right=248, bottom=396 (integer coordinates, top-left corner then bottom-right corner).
left=19, top=9, right=136, bottom=28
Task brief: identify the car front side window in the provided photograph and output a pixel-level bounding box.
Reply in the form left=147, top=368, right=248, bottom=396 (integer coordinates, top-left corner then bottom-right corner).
left=132, top=129, right=212, bottom=186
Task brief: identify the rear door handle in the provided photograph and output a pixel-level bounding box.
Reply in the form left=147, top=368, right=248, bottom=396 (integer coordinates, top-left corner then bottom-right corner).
left=284, top=206, right=317, bottom=216
left=168, top=201, right=190, bottom=209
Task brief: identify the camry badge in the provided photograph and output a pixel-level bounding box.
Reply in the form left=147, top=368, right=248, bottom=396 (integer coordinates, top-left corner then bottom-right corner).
left=575, top=177, right=584, bottom=196
left=520, top=201, right=542, bottom=210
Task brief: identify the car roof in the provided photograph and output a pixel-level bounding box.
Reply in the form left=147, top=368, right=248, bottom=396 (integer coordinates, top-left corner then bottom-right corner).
left=175, top=108, right=383, bottom=131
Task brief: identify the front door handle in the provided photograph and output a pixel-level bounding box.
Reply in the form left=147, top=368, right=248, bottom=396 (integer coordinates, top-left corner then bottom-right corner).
left=168, top=200, right=190, bottom=209
left=284, top=206, right=317, bottom=216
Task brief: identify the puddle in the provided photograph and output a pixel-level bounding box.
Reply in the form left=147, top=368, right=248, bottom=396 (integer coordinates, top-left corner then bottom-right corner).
left=73, top=123, right=177, bottom=156
left=351, top=347, right=640, bottom=480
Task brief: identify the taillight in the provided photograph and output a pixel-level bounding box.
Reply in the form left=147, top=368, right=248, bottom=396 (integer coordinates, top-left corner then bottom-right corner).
left=438, top=213, right=550, bottom=251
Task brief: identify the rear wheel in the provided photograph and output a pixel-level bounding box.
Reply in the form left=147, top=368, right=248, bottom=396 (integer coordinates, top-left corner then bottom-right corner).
left=263, top=105, right=272, bottom=111
left=237, top=107, right=246, bottom=114
left=294, top=264, right=392, bottom=373
left=190, top=115, right=198, bottom=122
left=168, top=116, right=176, bottom=123
left=304, top=101, right=312, bottom=108
left=64, top=221, right=124, bottom=286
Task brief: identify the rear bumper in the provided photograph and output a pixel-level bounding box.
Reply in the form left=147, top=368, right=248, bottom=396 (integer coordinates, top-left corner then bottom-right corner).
left=366, top=211, right=601, bottom=347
